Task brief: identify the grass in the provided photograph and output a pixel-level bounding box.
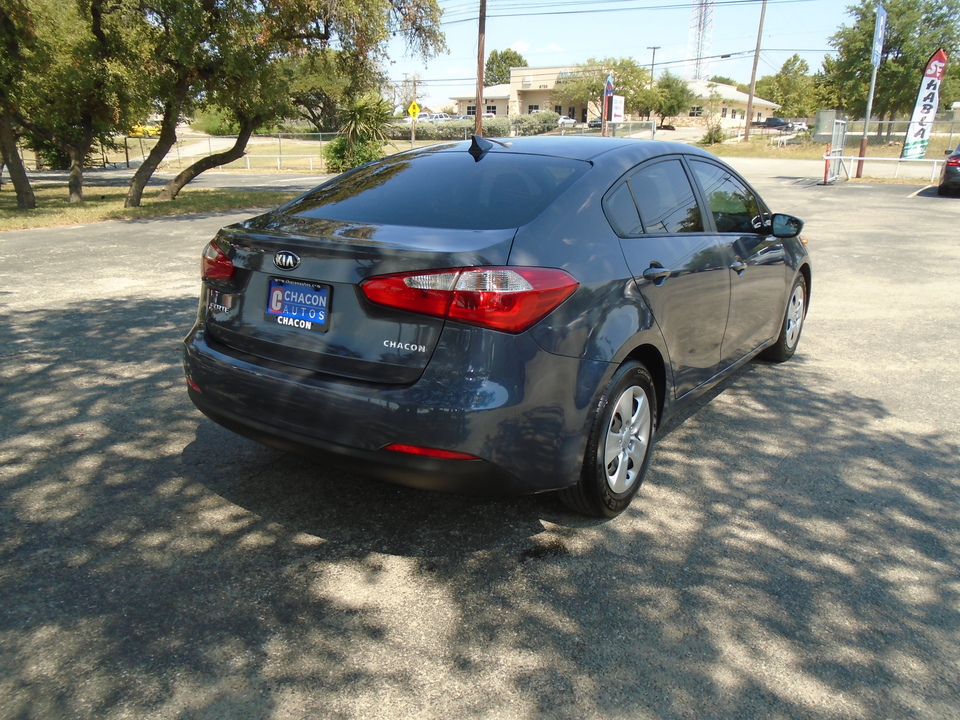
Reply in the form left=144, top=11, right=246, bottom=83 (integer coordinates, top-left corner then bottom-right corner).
left=0, top=184, right=299, bottom=233
left=706, top=133, right=956, bottom=160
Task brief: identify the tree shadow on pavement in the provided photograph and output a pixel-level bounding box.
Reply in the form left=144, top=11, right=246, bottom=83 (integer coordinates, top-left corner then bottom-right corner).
left=1, top=296, right=958, bottom=719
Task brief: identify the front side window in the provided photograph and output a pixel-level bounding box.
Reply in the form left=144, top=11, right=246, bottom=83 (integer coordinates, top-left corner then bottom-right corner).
left=689, top=160, right=765, bottom=233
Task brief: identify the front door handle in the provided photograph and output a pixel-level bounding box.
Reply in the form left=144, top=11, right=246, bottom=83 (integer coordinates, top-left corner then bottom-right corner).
left=730, top=260, right=747, bottom=275
left=642, top=265, right=672, bottom=283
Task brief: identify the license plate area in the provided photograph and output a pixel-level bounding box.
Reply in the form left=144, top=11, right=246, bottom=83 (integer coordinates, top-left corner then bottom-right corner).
left=265, top=278, right=330, bottom=332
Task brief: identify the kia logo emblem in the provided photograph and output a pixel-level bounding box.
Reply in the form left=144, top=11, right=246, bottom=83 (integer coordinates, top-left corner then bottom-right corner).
left=274, top=250, right=300, bottom=271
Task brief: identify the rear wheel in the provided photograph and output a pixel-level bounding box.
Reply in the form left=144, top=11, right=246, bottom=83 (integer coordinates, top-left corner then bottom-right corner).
left=559, top=362, right=657, bottom=518
left=762, top=274, right=807, bottom=363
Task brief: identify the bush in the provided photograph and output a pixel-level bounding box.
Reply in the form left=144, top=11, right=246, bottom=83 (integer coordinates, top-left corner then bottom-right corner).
left=323, top=136, right=385, bottom=172
left=700, top=120, right=725, bottom=146
left=512, top=111, right=559, bottom=136
left=189, top=108, right=239, bottom=135
left=482, top=117, right=511, bottom=138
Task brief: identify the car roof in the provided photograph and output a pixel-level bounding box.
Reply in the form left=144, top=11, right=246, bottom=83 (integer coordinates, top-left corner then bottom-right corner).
left=427, top=135, right=717, bottom=166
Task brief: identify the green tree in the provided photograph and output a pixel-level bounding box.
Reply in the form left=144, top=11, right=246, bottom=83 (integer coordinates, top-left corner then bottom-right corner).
left=13, top=0, right=146, bottom=203
left=152, top=0, right=444, bottom=201
left=0, top=0, right=38, bottom=209
left=754, top=54, right=817, bottom=117
left=485, top=48, right=527, bottom=86
left=551, top=57, right=651, bottom=119
left=285, top=53, right=354, bottom=132
left=823, top=0, right=960, bottom=123
left=654, top=71, right=695, bottom=128
left=123, top=0, right=228, bottom=208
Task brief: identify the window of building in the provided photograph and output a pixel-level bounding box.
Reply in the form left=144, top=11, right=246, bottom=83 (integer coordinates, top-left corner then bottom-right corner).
left=528, top=104, right=539, bottom=113
left=721, top=107, right=728, bottom=118
left=486, top=106, right=497, bottom=115
left=689, top=106, right=703, bottom=117
left=555, top=105, right=563, bottom=114
left=569, top=107, right=576, bottom=118
left=467, top=106, right=477, bottom=116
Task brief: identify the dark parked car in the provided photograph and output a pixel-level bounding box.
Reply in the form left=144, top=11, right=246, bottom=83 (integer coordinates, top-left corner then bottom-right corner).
left=587, top=118, right=602, bottom=129
left=762, top=117, right=793, bottom=131
left=939, top=143, right=960, bottom=196
left=184, top=136, right=811, bottom=517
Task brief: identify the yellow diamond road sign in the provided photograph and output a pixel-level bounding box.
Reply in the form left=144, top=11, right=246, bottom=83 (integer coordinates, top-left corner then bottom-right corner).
left=408, top=101, right=420, bottom=118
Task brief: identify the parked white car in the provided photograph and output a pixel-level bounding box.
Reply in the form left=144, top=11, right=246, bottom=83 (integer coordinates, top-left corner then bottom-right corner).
left=557, top=116, right=577, bottom=127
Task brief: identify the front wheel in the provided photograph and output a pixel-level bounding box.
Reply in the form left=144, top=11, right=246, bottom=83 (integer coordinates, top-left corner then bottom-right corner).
left=762, top=274, right=807, bottom=363
left=559, top=362, right=657, bottom=518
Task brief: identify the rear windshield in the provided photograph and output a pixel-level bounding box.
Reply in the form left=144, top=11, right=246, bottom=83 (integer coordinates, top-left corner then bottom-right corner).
left=281, top=148, right=590, bottom=230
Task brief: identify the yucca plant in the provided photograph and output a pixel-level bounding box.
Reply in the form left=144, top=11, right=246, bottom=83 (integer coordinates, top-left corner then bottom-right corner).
left=326, top=94, right=393, bottom=171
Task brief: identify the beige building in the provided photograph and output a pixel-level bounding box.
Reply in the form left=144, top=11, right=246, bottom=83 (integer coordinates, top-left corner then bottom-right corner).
left=450, top=66, right=594, bottom=122
left=684, top=80, right=780, bottom=126
left=449, top=68, right=779, bottom=125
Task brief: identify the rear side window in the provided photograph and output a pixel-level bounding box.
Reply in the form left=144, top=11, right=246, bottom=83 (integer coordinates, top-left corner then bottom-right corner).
left=281, top=149, right=589, bottom=230
left=604, top=159, right=703, bottom=236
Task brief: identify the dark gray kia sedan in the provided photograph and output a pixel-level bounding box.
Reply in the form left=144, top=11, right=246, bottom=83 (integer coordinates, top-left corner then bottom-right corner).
left=184, top=136, right=811, bottom=517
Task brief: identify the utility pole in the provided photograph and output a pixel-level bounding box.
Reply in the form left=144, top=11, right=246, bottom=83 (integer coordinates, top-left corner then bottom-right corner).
left=743, top=0, right=767, bottom=141
left=647, top=46, right=660, bottom=87
left=475, top=0, right=487, bottom=136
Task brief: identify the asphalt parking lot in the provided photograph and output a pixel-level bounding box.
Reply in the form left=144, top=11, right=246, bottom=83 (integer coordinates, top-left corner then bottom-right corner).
left=1, top=165, right=959, bottom=720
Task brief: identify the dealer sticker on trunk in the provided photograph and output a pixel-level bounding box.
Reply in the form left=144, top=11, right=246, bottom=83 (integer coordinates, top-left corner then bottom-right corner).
left=265, top=278, right=330, bottom=332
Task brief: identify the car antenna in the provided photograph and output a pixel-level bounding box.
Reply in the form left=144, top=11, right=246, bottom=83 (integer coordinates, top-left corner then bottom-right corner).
left=468, top=134, right=512, bottom=161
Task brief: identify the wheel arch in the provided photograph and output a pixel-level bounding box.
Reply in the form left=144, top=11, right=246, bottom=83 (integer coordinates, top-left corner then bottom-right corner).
left=623, top=343, right=667, bottom=426
left=797, top=262, right=812, bottom=313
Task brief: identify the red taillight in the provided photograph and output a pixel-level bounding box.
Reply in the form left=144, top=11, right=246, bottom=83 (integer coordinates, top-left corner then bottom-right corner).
left=360, top=266, right=579, bottom=333
left=201, top=241, right=235, bottom=280
left=383, top=443, right=479, bottom=460
left=947, top=156, right=960, bottom=167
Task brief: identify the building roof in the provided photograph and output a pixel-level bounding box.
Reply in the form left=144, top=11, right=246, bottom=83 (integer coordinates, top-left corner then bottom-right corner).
left=689, top=80, right=779, bottom=109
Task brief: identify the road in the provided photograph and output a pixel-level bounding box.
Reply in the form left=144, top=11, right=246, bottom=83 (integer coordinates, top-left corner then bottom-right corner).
left=1, top=164, right=959, bottom=719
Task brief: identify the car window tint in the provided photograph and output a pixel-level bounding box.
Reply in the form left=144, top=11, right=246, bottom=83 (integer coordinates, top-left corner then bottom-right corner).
left=281, top=150, right=589, bottom=230
left=689, top=160, right=764, bottom=233
left=603, top=183, right=643, bottom=236
left=627, top=160, right=703, bottom=233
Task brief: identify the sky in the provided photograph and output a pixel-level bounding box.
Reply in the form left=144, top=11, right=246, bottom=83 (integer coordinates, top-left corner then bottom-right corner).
left=383, top=0, right=858, bottom=110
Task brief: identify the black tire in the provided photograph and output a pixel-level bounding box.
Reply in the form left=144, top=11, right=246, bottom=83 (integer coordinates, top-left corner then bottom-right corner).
left=938, top=184, right=948, bottom=197
left=559, top=362, right=657, bottom=518
left=761, top=273, right=807, bottom=363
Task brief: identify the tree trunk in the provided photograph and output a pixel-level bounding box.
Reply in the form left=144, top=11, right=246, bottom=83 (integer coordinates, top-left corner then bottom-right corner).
left=64, top=129, right=94, bottom=203
left=125, top=81, right=190, bottom=208
left=0, top=109, right=36, bottom=210
left=156, top=120, right=255, bottom=202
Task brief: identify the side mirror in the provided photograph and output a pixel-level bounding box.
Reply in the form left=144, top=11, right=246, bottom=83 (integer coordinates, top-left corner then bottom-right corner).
left=770, top=213, right=804, bottom=238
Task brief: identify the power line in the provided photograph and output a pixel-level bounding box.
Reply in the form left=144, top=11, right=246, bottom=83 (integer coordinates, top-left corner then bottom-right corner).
left=387, top=46, right=830, bottom=85
left=439, top=0, right=824, bottom=25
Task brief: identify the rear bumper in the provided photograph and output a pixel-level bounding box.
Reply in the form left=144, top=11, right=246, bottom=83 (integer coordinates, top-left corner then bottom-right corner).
left=187, top=386, right=529, bottom=494
left=183, top=323, right=612, bottom=495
